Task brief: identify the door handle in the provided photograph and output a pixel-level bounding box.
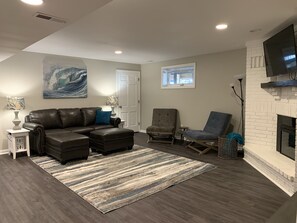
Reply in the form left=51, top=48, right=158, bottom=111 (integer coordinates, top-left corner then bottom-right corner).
left=119, top=105, right=122, bottom=109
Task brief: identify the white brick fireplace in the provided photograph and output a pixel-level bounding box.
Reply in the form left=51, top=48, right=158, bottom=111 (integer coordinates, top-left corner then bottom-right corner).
left=244, top=40, right=297, bottom=195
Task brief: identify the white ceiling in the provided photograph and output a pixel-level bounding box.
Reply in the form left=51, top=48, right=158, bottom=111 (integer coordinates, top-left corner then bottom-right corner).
left=0, top=0, right=111, bottom=62
left=4, top=0, right=297, bottom=64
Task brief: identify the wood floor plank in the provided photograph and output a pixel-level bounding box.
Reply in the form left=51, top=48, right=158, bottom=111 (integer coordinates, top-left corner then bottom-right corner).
left=0, top=133, right=289, bottom=223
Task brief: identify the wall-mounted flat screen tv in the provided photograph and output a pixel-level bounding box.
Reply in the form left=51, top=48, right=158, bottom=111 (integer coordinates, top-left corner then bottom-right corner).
left=263, top=24, right=297, bottom=77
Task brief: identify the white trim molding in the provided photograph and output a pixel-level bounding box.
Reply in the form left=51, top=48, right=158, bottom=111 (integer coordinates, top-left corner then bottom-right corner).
left=0, top=149, right=9, bottom=155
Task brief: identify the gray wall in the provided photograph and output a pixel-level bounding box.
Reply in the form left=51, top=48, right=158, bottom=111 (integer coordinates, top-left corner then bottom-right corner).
left=140, top=49, right=246, bottom=132
left=0, top=49, right=246, bottom=152
left=0, top=51, right=140, bottom=152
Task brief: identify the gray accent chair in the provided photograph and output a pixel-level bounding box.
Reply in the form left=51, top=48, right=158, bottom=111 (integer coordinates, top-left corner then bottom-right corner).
left=146, top=108, right=177, bottom=144
left=184, top=111, right=232, bottom=155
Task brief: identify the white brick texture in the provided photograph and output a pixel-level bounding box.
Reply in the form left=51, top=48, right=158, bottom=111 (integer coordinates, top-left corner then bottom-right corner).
left=245, top=40, right=297, bottom=194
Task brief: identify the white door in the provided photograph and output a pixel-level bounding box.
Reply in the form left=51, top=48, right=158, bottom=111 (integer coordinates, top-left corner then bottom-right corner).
left=116, top=70, right=140, bottom=132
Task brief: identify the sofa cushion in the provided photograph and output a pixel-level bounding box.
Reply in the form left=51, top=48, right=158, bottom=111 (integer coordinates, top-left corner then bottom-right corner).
left=91, top=124, right=114, bottom=130
left=59, top=108, right=83, bottom=128
left=95, top=110, right=111, bottom=125
left=81, top=107, right=101, bottom=126
left=64, top=126, right=94, bottom=135
left=29, top=109, right=62, bottom=129
left=45, top=129, right=71, bottom=135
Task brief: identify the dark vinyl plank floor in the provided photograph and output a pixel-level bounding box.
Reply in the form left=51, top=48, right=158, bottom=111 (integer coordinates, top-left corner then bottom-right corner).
left=0, top=133, right=289, bottom=223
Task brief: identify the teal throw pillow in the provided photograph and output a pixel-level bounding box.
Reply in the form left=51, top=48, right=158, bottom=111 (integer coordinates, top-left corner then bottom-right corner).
left=95, top=110, right=111, bottom=125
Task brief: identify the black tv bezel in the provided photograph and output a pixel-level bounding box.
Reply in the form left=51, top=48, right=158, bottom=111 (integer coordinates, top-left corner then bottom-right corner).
left=263, top=24, right=297, bottom=77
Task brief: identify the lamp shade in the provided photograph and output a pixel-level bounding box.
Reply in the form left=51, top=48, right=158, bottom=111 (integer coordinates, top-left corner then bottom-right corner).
left=106, top=95, right=119, bottom=106
left=233, top=74, right=246, bottom=80
left=7, top=96, right=25, bottom=110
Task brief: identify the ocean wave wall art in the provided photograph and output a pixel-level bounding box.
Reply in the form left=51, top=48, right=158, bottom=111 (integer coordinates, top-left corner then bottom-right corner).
left=43, top=64, right=87, bottom=99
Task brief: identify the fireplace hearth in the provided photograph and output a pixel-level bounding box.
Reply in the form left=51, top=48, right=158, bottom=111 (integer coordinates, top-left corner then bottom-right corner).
left=277, top=115, right=296, bottom=160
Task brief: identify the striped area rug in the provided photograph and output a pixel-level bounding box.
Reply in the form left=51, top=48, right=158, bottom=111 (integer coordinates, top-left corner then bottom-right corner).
left=31, top=145, right=216, bottom=214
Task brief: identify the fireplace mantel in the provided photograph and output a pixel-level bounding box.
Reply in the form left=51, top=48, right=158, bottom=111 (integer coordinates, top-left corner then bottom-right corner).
left=260, top=80, right=297, bottom=100
left=261, top=80, right=297, bottom=88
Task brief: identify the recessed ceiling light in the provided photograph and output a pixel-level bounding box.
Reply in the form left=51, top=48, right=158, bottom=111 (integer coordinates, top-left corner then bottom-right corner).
left=20, top=0, right=43, bottom=6
left=216, top=24, right=228, bottom=30
left=115, top=50, right=122, bottom=55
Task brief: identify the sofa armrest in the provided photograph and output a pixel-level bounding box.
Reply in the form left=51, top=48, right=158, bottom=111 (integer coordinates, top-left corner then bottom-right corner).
left=110, top=117, right=121, bottom=127
left=23, top=122, right=45, bottom=155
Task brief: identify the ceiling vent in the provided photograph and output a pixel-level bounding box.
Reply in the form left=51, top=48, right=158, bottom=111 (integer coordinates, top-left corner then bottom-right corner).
left=34, top=12, right=66, bottom=24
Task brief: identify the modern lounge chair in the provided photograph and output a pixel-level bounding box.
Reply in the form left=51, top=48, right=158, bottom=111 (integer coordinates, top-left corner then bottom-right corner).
left=184, top=111, right=232, bottom=155
left=146, top=108, right=177, bottom=144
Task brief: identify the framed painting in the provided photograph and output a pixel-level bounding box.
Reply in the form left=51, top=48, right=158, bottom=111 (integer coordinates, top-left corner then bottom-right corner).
left=43, top=60, right=87, bottom=99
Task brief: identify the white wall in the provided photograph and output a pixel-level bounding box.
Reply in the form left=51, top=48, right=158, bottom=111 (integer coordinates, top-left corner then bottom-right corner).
left=0, top=51, right=140, bottom=153
left=140, top=49, right=246, bottom=131
left=244, top=40, right=296, bottom=195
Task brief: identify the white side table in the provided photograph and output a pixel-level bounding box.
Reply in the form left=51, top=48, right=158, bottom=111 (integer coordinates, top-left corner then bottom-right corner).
left=119, top=120, right=126, bottom=128
left=7, top=128, right=30, bottom=159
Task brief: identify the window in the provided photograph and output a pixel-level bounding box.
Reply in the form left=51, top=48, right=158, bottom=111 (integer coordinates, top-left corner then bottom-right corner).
left=161, top=63, right=196, bottom=89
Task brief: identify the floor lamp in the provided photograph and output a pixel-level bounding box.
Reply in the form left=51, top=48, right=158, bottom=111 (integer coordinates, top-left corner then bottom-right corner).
left=230, top=74, right=245, bottom=140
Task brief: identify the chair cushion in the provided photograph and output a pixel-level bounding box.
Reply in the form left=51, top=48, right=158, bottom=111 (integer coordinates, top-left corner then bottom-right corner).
left=151, top=108, right=177, bottom=128
left=58, top=108, right=83, bottom=128
left=95, top=111, right=111, bottom=125
left=184, top=130, right=218, bottom=140
left=203, top=111, right=232, bottom=136
left=81, top=107, right=101, bottom=126
left=29, top=109, right=62, bottom=129
left=146, top=125, right=175, bottom=134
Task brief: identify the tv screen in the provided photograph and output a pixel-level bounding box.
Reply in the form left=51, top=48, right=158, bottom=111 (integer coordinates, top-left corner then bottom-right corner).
left=263, top=24, right=297, bottom=77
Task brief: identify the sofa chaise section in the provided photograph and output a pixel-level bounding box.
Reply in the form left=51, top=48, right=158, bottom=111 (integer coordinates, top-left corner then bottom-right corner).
left=45, top=132, right=89, bottom=164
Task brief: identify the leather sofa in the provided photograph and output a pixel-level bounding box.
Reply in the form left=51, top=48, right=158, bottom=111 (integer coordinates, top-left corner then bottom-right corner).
left=90, top=128, right=134, bottom=155
left=23, top=107, right=121, bottom=156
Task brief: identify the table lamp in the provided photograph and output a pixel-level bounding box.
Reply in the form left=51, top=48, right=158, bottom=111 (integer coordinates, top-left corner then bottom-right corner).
left=7, top=96, right=25, bottom=130
left=106, top=95, right=119, bottom=116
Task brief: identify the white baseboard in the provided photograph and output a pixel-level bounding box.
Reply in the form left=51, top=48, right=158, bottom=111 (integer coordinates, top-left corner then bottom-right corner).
left=0, top=149, right=9, bottom=155
left=139, top=130, right=146, bottom=133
